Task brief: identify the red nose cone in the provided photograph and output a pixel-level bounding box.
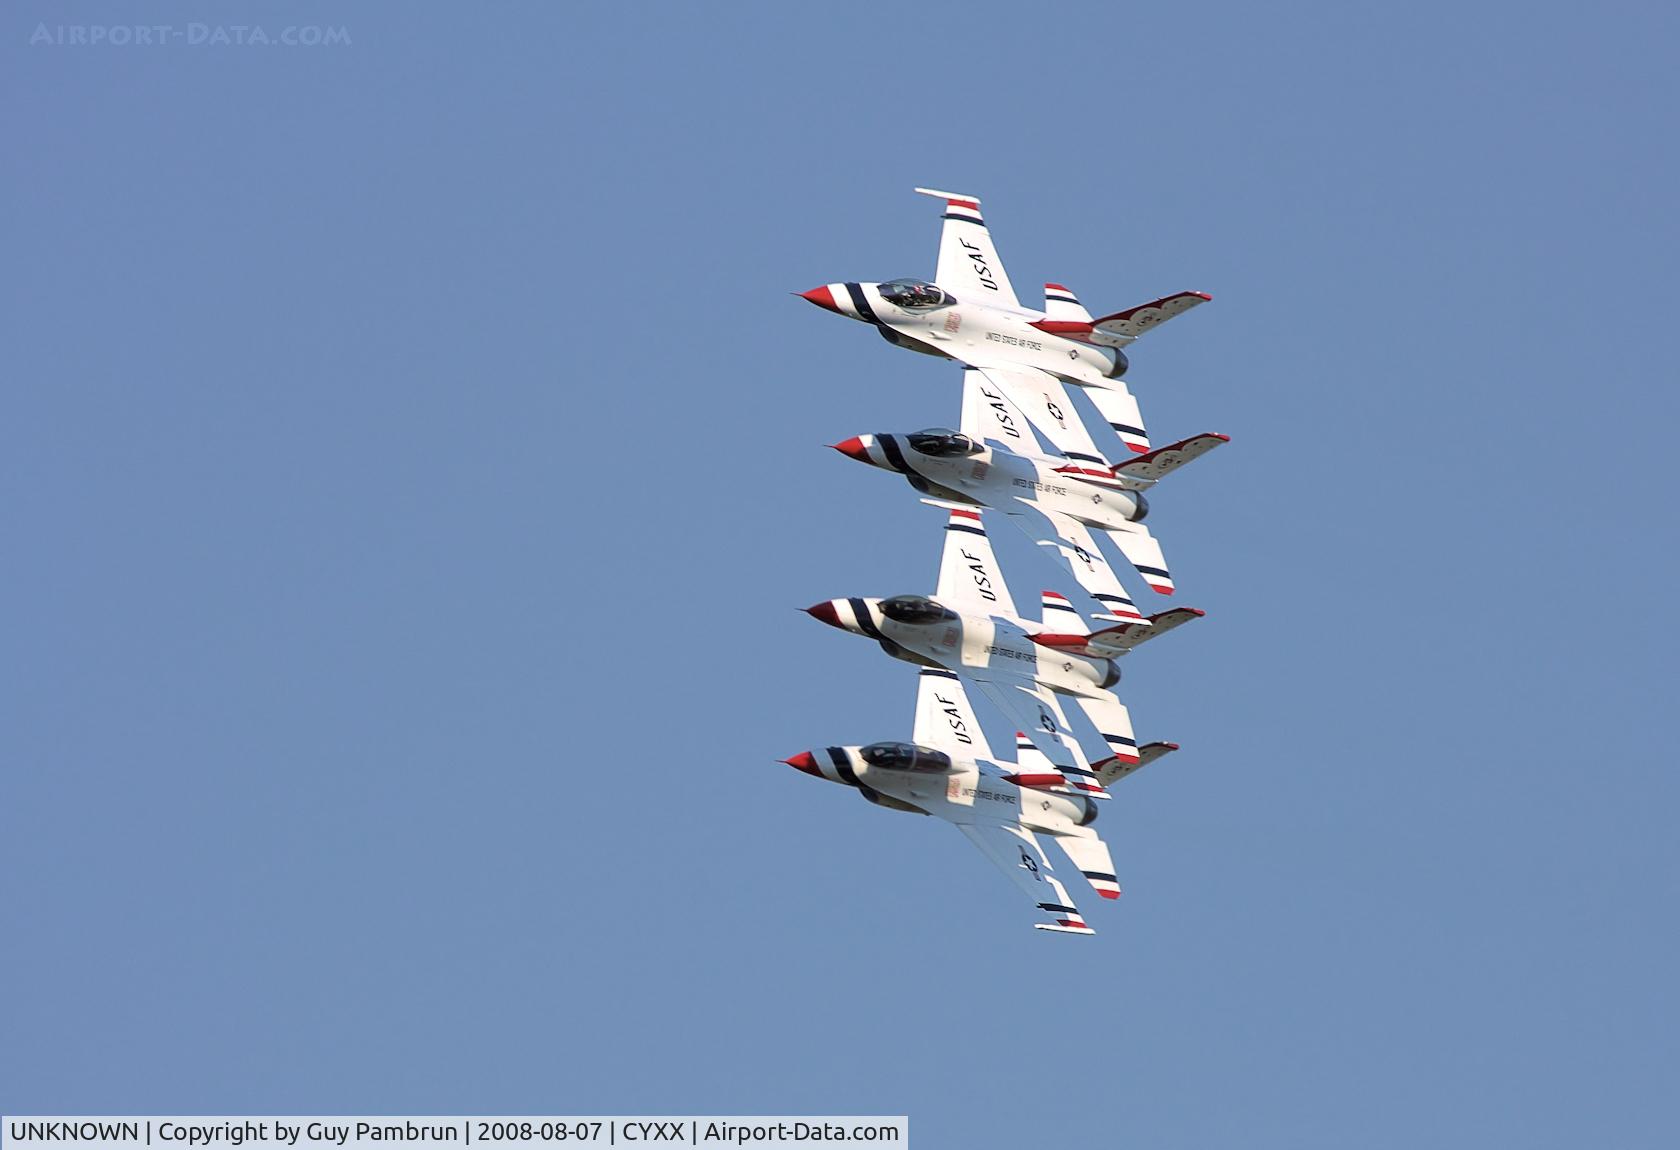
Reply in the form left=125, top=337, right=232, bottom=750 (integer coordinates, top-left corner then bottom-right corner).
left=830, top=436, right=868, bottom=462
left=800, top=285, right=839, bottom=313
left=781, top=752, right=821, bottom=776
left=805, top=601, right=842, bottom=628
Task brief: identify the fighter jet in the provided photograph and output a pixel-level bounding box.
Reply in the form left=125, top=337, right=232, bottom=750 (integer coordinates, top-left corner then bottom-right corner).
left=831, top=368, right=1227, bottom=617
left=805, top=505, right=1201, bottom=791
left=800, top=187, right=1209, bottom=459
left=784, top=668, right=1178, bottom=934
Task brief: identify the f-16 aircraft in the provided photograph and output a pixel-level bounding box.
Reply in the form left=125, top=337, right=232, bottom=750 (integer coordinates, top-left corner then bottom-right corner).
left=800, top=187, right=1209, bottom=460
left=831, top=368, right=1227, bottom=614
left=784, top=668, right=1178, bottom=934
left=805, top=506, right=1201, bottom=792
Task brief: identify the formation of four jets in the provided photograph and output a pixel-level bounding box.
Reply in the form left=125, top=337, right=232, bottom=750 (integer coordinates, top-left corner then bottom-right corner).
left=787, top=188, right=1222, bottom=935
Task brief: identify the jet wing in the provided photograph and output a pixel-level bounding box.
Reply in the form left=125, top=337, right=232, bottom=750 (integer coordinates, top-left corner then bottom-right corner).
left=1083, top=384, right=1152, bottom=455
left=999, top=500, right=1145, bottom=623
left=1104, top=521, right=1175, bottom=595
left=955, top=823, right=1093, bottom=934
left=961, top=673, right=1107, bottom=799
left=914, top=188, right=1021, bottom=310
left=934, top=507, right=1018, bottom=619
left=1055, top=834, right=1122, bottom=901
left=972, top=365, right=1115, bottom=470
left=912, top=668, right=994, bottom=761
left=959, top=367, right=1039, bottom=452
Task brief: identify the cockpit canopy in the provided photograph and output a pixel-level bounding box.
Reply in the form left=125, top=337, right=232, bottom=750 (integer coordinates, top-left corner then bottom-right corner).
left=860, top=741, right=953, bottom=774
left=879, top=279, right=951, bottom=310
left=907, top=427, right=981, bottom=457
left=878, top=594, right=956, bottom=626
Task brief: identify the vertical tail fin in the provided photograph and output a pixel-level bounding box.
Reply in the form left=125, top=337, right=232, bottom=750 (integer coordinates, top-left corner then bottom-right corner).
left=1039, top=590, right=1088, bottom=634
left=1112, top=432, right=1229, bottom=482
left=1042, top=283, right=1094, bottom=324
left=1007, top=731, right=1069, bottom=789
left=1007, top=731, right=1106, bottom=798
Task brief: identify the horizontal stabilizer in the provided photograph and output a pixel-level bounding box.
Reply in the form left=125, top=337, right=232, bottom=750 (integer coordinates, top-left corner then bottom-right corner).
left=1086, top=607, right=1205, bottom=656
left=1115, top=432, right=1229, bottom=484
left=1089, top=291, right=1212, bottom=347
left=1038, top=607, right=1204, bottom=658
left=1096, top=740, right=1178, bottom=787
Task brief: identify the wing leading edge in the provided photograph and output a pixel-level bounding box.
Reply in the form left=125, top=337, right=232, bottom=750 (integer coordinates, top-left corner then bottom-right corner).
left=915, top=188, right=1021, bottom=310
left=956, top=823, right=1093, bottom=934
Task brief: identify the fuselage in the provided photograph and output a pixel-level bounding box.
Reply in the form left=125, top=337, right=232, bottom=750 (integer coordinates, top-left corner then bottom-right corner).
left=833, top=433, right=1150, bottom=532
left=801, top=280, right=1128, bottom=388
left=806, top=595, right=1119, bottom=697
left=786, top=743, right=1100, bottom=837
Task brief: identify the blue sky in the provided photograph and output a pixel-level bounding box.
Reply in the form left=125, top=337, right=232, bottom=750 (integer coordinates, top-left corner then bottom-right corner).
left=3, top=2, right=1677, bottom=1145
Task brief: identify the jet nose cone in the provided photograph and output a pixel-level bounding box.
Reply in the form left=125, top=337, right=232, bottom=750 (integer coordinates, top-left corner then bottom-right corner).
left=804, top=600, right=842, bottom=628
left=830, top=436, right=869, bottom=462
left=800, top=285, right=840, bottom=313
left=781, top=752, right=821, bottom=777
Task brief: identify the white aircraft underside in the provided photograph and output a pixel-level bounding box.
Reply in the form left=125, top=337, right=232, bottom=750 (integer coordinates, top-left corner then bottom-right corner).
left=784, top=668, right=1179, bottom=934
left=806, top=504, right=1204, bottom=791
left=832, top=369, right=1228, bottom=613
left=801, top=188, right=1212, bottom=460
left=792, top=188, right=1211, bottom=934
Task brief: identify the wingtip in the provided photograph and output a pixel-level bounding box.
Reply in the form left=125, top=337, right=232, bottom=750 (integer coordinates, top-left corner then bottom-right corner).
left=914, top=186, right=980, bottom=205
left=1035, top=920, right=1096, bottom=936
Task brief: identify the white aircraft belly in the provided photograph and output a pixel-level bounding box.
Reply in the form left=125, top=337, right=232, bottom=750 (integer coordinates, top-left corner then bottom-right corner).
left=864, top=763, right=1015, bottom=822
left=1030, top=480, right=1135, bottom=532
left=945, top=310, right=1114, bottom=387
left=952, top=614, right=1001, bottom=670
